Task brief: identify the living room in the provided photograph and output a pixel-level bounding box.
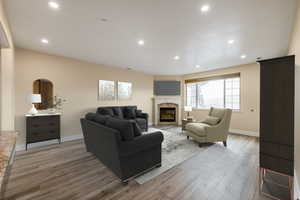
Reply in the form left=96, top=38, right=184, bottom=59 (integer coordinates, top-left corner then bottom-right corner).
left=0, top=0, right=299, bottom=200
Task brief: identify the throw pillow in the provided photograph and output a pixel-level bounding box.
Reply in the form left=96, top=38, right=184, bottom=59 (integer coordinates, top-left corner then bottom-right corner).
left=131, top=121, right=142, bottom=137
left=99, top=108, right=114, bottom=117
left=85, top=113, right=96, bottom=121
left=113, top=107, right=124, bottom=119
left=94, top=114, right=108, bottom=125
left=106, top=117, right=134, bottom=141
left=202, top=116, right=220, bottom=126
left=124, top=107, right=136, bottom=119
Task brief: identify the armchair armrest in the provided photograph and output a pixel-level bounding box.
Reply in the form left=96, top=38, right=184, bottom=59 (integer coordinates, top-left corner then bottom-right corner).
left=119, top=131, right=163, bottom=157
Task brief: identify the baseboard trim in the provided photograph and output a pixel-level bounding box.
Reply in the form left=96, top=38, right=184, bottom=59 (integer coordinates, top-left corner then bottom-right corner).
left=16, top=134, right=84, bottom=152
left=229, top=129, right=259, bottom=137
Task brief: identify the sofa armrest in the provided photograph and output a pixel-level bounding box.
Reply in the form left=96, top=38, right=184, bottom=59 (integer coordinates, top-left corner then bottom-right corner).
left=136, top=111, right=149, bottom=119
left=119, top=131, right=163, bottom=157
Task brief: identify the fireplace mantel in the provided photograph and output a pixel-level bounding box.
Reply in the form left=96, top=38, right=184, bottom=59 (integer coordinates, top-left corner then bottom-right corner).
left=153, top=96, right=182, bottom=126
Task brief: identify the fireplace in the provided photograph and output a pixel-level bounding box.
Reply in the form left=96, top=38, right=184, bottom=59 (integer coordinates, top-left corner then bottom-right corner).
left=160, top=107, right=176, bottom=122
left=157, top=103, right=178, bottom=125
left=153, top=97, right=182, bottom=126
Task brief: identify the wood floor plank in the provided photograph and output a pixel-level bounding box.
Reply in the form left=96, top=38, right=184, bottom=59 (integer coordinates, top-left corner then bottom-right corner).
left=4, top=129, right=271, bottom=200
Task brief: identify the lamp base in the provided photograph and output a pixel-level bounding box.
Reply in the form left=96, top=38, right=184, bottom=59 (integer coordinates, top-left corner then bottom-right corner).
left=28, top=104, right=38, bottom=115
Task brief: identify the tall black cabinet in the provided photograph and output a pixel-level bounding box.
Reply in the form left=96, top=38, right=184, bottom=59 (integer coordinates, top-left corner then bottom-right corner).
left=259, top=55, right=295, bottom=176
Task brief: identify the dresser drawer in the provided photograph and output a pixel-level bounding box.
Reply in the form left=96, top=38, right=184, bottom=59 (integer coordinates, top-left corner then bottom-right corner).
left=27, top=129, right=60, bottom=143
left=29, top=116, right=59, bottom=126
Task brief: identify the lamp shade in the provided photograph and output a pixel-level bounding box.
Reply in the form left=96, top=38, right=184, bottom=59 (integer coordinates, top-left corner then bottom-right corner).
left=184, top=106, right=192, bottom=112
left=30, top=94, right=42, bottom=103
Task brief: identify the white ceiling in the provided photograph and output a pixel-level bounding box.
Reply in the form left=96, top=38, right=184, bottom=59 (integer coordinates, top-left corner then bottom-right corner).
left=4, top=0, right=297, bottom=75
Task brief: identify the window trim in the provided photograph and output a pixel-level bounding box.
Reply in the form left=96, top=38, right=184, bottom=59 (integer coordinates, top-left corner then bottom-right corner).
left=185, top=74, right=241, bottom=111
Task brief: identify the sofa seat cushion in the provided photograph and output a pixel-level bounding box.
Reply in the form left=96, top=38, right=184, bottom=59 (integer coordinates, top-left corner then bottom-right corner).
left=106, top=117, right=134, bottom=141
left=186, top=123, right=210, bottom=136
left=124, top=107, right=137, bottom=119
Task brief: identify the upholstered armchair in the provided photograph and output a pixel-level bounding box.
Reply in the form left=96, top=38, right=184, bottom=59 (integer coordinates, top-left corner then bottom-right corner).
left=185, top=107, right=232, bottom=147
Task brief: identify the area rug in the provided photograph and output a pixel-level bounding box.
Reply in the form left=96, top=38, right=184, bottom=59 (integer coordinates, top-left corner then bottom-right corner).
left=134, top=127, right=207, bottom=184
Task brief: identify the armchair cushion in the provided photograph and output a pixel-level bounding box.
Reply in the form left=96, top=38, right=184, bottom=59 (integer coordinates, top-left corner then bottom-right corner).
left=186, top=123, right=210, bottom=136
left=106, top=117, right=134, bottom=141
left=202, top=116, right=220, bottom=126
left=210, top=108, right=225, bottom=119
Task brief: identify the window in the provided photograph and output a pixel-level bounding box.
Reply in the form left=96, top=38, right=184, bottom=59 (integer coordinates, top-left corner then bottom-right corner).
left=186, top=75, right=240, bottom=110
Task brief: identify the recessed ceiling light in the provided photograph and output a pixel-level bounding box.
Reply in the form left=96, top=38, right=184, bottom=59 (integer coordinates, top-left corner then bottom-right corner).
left=201, top=4, right=210, bottom=13
left=228, top=39, right=235, bottom=44
left=48, top=1, right=60, bottom=9
left=138, top=40, right=145, bottom=46
left=41, top=38, right=49, bottom=44
left=241, top=54, right=247, bottom=59
left=195, top=65, right=200, bottom=68
left=173, top=56, right=180, bottom=60
left=100, top=18, right=108, bottom=22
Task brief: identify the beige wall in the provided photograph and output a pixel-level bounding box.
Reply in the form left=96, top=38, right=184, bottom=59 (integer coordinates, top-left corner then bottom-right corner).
left=15, top=48, right=154, bottom=146
left=182, top=63, right=260, bottom=134
left=288, top=0, right=300, bottom=197
left=0, top=0, right=15, bottom=131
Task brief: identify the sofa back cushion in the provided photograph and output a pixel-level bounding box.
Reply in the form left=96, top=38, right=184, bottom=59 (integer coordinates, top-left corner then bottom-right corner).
left=98, top=107, right=114, bottom=117
left=106, top=117, right=134, bottom=141
left=124, top=107, right=137, bottom=119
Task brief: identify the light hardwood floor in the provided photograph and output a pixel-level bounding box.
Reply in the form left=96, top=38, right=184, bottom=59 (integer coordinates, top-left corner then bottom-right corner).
left=4, top=130, right=271, bottom=200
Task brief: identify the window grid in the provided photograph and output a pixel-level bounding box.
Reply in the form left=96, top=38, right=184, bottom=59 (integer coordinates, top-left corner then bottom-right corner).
left=186, top=77, right=240, bottom=110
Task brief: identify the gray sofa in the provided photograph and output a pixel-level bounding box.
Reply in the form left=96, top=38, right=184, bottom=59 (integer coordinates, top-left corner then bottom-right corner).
left=80, top=113, right=163, bottom=183
left=97, top=106, right=148, bottom=131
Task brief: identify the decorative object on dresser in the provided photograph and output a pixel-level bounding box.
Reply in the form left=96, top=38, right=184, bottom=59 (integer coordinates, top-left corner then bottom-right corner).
left=181, top=118, right=195, bottom=131
left=26, top=114, right=61, bottom=150
left=258, top=55, right=295, bottom=200
left=184, top=106, right=193, bottom=120
left=28, top=94, right=41, bottom=115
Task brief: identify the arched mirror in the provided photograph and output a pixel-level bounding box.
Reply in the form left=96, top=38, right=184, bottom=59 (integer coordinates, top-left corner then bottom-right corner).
left=33, top=79, right=53, bottom=110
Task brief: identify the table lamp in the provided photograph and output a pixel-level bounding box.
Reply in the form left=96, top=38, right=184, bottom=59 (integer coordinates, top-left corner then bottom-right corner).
left=184, top=106, right=193, bottom=120
left=28, top=94, right=41, bottom=115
